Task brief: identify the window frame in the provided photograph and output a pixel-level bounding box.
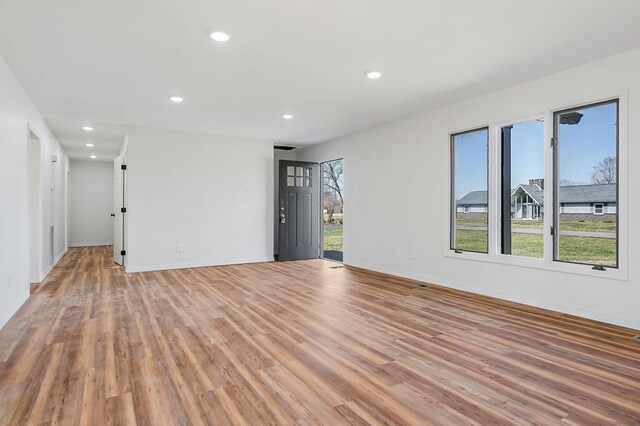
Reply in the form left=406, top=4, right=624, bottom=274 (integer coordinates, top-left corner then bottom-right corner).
left=446, top=95, right=626, bottom=281
left=449, top=127, right=490, bottom=254
left=552, top=99, right=619, bottom=269
left=499, top=118, right=545, bottom=259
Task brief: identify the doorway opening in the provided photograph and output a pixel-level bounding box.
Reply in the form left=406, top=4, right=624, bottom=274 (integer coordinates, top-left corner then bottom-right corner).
left=28, top=130, right=41, bottom=283
left=321, top=159, right=344, bottom=262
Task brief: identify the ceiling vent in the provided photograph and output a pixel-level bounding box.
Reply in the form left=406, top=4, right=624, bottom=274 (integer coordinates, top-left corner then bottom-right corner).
left=274, top=145, right=298, bottom=151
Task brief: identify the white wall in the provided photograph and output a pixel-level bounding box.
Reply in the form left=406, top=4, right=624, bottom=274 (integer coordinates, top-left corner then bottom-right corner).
left=295, top=48, right=640, bottom=329
left=456, top=206, right=487, bottom=213
left=0, top=52, right=68, bottom=329
left=125, top=126, right=274, bottom=272
left=561, top=203, right=617, bottom=214
left=69, top=160, right=114, bottom=247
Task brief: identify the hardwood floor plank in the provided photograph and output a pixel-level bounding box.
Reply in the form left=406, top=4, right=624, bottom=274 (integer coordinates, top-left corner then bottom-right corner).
left=0, top=246, right=638, bottom=424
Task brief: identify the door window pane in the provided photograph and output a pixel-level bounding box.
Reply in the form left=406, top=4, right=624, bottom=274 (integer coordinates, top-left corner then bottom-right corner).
left=451, top=128, right=489, bottom=253
left=554, top=101, right=618, bottom=268
left=501, top=119, right=544, bottom=258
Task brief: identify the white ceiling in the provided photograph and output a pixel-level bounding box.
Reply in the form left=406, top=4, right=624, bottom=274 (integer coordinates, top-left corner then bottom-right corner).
left=1, top=0, right=640, bottom=160
left=45, top=119, right=125, bottom=161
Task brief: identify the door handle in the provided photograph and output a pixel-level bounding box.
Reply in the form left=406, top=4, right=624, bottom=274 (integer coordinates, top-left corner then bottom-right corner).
left=279, top=213, right=286, bottom=224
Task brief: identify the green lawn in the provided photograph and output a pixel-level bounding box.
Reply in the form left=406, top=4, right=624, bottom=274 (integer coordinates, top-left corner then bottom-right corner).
left=456, top=218, right=616, bottom=232
left=455, top=218, right=488, bottom=228
left=511, top=233, right=544, bottom=258
left=323, top=228, right=344, bottom=252
left=510, top=219, right=616, bottom=232
left=558, top=236, right=617, bottom=266
left=454, top=230, right=488, bottom=253
left=455, top=230, right=616, bottom=266
left=325, top=224, right=616, bottom=266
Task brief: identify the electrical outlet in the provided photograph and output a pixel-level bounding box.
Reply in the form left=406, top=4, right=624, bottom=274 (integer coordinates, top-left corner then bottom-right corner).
left=411, top=250, right=416, bottom=259
left=176, top=244, right=183, bottom=253
left=395, top=248, right=401, bottom=257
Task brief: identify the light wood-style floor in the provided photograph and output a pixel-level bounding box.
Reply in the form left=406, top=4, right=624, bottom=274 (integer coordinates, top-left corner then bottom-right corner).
left=0, top=246, right=639, bottom=425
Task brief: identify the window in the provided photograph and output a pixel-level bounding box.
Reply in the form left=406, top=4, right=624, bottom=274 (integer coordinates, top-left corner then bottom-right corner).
left=501, top=119, right=544, bottom=258
left=554, top=100, right=618, bottom=268
left=450, top=128, right=489, bottom=253
left=287, top=166, right=312, bottom=187
left=449, top=98, right=622, bottom=273
left=450, top=98, right=621, bottom=272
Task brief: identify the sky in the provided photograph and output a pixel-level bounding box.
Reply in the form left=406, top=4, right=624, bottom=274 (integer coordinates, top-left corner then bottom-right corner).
left=454, top=129, right=488, bottom=199
left=454, top=102, right=617, bottom=199
left=558, top=102, right=617, bottom=185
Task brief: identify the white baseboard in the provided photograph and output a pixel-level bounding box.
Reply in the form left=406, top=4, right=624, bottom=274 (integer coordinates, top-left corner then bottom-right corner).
left=0, top=292, right=29, bottom=331
left=69, top=241, right=113, bottom=247
left=1, top=249, right=68, bottom=330
left=125, top=257, right=274, bottom=273
left=346, top=259, right=640, bottom=330
left=38, top=248, right=68, bottom=283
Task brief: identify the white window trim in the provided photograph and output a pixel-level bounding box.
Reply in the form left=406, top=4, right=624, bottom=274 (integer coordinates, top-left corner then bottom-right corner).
left=594, top=203, right=604, bottom=215
left=445, top=92, right=628, bottom=281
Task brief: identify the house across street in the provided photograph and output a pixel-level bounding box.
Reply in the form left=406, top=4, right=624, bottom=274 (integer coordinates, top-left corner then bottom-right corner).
left=456, top=179, right=617, bottom=223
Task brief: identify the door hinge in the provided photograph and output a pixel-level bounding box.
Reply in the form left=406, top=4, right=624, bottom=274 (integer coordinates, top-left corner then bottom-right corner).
left=121, top=164, right=127, bottom=170
left=550, top=137, right=556, bottom=148
left=121, top=207, right=127, bottom=213
left=550, top=226, right=555, bottom=236
left=120, top=250, right=126, bottom=256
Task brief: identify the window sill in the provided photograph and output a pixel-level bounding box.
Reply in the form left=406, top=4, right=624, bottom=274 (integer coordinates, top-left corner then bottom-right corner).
left=444, top=250, right=627, bottom=281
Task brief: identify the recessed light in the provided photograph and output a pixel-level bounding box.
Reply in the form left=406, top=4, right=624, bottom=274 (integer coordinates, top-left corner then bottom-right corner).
left=90, top=155, right=97, bottom=159
left=86, top=143, right=94, bottom=147
left=282, top=113, right=294, bottom=120
left=83, top=126, right=94, bottom=132
left=210, top=31, right=231, bottom=42
left=169, top=96, right=184, bottom=103
left=366, top=71, right=382, bottom=79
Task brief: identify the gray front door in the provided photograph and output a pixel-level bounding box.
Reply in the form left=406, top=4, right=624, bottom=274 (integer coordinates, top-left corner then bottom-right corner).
left=278, top=160, right=320, bottom=261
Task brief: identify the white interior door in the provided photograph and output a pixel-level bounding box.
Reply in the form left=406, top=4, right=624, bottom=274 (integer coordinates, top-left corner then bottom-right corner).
left=113, top=156, right=124, bottom=265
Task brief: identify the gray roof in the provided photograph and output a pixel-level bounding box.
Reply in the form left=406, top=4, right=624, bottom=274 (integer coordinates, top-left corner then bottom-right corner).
left=457, top=183, right=616, bottom=206
left=559, top=183, right=616, bottom=203
left=456, top=190, right=487, bottom=205
left=513, top=184, right=544, bottom=204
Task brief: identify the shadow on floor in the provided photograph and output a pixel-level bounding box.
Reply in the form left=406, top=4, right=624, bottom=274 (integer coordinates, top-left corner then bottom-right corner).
left=323, top=250, right=343, bottom=262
